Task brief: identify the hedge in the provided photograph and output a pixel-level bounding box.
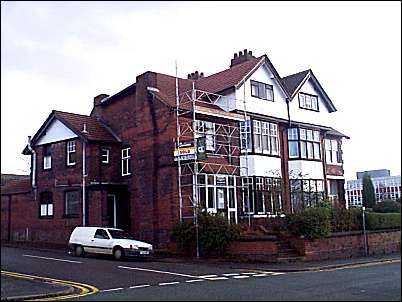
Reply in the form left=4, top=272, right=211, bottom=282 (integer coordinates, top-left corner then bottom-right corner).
left=372, top=200, right=401, bottom=213
left=366, top=212, right=401, bottom=230
left=287, top=207, right=331, bottom=240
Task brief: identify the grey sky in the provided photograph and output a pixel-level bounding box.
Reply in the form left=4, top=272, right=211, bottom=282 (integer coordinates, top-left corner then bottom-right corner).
left=1, top=1, right=401, bottom=180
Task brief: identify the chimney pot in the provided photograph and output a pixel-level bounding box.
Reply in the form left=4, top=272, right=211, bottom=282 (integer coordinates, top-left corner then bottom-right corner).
left=244, top=49, right=248, bottom=54
left=234, top=53, right=238, bottom=58
left=248, top=50, right=252, bottom=56
left=200, top=72, right=204, bottom=77
left=239, top=51, right=242, bottom=56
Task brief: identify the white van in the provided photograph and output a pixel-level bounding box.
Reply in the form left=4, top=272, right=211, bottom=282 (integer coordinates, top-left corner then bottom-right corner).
left=68, top=227, right=153, bottom=260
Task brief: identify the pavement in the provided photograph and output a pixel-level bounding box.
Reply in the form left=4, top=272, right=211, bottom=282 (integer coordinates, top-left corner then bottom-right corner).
left=1, top=242, right=400, bottom=301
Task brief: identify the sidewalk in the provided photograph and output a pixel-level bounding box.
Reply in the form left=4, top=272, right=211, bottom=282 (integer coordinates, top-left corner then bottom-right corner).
left=1, top=274, right=74, bottom=301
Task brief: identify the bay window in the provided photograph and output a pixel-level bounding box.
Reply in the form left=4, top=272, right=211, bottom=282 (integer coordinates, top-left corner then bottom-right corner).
left=252, top=120, right=279, bottom=155
left=325, top=139, right=341, bottom=164
left=240, top=120, right=251, bottom=152
left=288, top=128, right=321, bottom=160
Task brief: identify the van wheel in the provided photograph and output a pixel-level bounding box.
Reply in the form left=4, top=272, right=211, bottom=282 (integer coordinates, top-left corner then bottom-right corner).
left=74, top=245, right=85, bottom=257
left=113, top=247, right=124, bottom=260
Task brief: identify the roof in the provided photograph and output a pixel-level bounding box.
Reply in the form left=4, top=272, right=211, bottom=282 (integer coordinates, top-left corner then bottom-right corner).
left=282, top=70, right=310, bottom=97
left=1, top=174, right=30, bottom=187
left=1, top=178, right=31, bottom=195
left=54, top=111, right=119, bottom=142
left=326, top=127, right=350, bottom=139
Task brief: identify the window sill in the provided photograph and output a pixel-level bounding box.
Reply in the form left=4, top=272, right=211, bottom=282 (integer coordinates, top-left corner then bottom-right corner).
left=39, top=216, right=54, bottom=219
left=63, top=214, right=79, bottom=219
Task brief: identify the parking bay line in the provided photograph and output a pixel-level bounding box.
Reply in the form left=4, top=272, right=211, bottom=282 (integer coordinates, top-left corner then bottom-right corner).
left=159, top=282, right=180, bottom=286
left=118, top=266, right=198, bottom=279
left=100, top=287, right=124, bottom=292
left=129, top=284, right=151, bottom=289
left=23, top=254, right=83, bottom=264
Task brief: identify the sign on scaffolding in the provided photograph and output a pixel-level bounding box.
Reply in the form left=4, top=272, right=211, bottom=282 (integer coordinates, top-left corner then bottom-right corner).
left=174, top=141, right=196, bottom=161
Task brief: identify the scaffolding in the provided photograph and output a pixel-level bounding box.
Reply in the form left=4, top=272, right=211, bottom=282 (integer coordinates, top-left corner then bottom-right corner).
left=175, top=74, right=250, bottom=257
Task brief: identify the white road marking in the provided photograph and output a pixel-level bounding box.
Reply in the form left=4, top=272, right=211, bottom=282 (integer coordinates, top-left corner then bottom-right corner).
left=23, top=254, right=82, bottom=264
left=129, top=285, right=151, bottom=289
left=159, top=282, right=180, bottom=286
left=223, top=273, right=240, bottom=276
left=233, top=275, right=250, bottom=279
left=100, top=287, right=124, bottom=292
left=185, top=279, right=205, bottom=283
left=253, top=274, right=268, bottom=277
left=199, top=275, right=218, bottom=278
left=241, top=272, right=257, bottom=275
left=118, top=266, right=197, bottom=278
left=271, top=272, right=285, bottom=275
left=204, top=277, right=228, bottom=281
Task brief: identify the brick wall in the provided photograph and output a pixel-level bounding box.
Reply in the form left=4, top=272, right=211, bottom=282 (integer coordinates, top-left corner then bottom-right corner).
left=290, top=230, right=401, bottom=260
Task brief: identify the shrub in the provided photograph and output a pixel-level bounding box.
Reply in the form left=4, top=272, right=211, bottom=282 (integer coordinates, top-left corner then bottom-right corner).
left=372, top=200, right=401, bottom=213
left=287, top=207, right=331, bottom=239
left=366, top=212, right=401, bottom=230
left=330, top=207, right=361, bottom=232
left=171, top=212, right=241, bottom=256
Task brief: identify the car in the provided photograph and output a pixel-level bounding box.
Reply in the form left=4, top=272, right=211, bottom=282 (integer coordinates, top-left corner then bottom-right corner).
left=68, top=226, right=153, bottom=260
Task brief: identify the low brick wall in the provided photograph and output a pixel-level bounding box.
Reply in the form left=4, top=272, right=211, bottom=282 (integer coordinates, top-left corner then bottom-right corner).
left=290, top=229, right=401, bottom=261
left=226, top=238, right=278, bottom=261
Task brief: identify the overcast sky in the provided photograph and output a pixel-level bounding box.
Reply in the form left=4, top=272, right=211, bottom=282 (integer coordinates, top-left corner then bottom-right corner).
left=1, top=1, right=401, bottom=180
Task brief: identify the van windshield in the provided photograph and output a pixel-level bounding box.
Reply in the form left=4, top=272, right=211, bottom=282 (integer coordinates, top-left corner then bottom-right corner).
left=108, top=229, right=133, bottom=239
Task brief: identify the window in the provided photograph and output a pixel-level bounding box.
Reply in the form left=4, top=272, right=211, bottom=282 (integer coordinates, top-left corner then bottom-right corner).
left=251, top=80, right=274, bottom=101
left=94, top=229, right=110, bottom=239
left=241, top=176, right=283, bottom=215
left=240, top=120, right=251, bottom=152
left=291, top=179, right=325, bottom=211
left=39, top=192, right=53, bottom=218
left=195, top=120, right=215, bottom=151
left=43, top=145, right=51, bottom=170
left=325, top=139, right=341, bottom=164
left=252, top=120, right=279, bottom=155
left=121, top=147, right=131, bottom=176
left=101, top=148, right=110, bottom=164
left=287, top=128, right=321, bottom=160
left=299, top=93, right=319, bottom=111
left=64, top=191, right=79, bottom=216
left=66, top=141, right=76, bottom=166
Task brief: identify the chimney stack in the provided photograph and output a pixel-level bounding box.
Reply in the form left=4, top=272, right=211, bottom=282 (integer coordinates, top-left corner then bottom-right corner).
left=230, top=49, right=256, bottom=67
left=94, top=94, right=110, bottom=107
left=187, top=71, right=204, bottom=80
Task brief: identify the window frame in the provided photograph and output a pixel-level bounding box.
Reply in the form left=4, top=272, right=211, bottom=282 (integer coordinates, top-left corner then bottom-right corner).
left=39, top=191, right=53, bottom=218
left=298, top=92, right=319, bottom=112
left=66, top=140, right=76, bottom=166
left=250, top=80, right=274, bottom=101
left=101, top=147, right=110, bottom=165
left=43, top=145, right=52, bottom=170
left=251, top=120, right=280, bottom=156
left=64, top=190, right=80, bottom=218
left=121, top=147, right=132, bottom=176
left=288, top=127, right=321, bottom=160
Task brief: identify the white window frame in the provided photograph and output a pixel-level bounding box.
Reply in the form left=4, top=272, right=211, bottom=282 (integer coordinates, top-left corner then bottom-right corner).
left=325, top=139, right=341, bottom=164
left=299, top=92, right=319, bottom=111
left=240, top=120, right=252, bottom=152
left=43, top=145, right=51, bottom=170
left=121, top=147, right=131, bottom=176
left=101, top=148, right=110, bottom=164
left=67, top=141, right=76, bottom=166
left=40, top=192, right=53, bottom=217
left=195, top=120, right=216, bottom=151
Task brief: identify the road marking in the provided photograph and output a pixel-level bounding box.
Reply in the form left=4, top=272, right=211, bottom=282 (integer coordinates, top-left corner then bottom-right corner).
left=271, top=272, right=285, bottom=275
left=23, top=254, right=83, bottom=264
left=100, top=287, right=124, bottom=292
left=223, top=273, right=240, bottom=276
left=159, top=282, right=180, bottom=286
left=233, top=275, right=250, bottom=279
left=204, top=277, right=228, bottom=280
left=129, top=285, right=151, bottom=289
left=241, top=272, right=257, bottom=275
left=185, top=279, right=205, bottom=283
left=199, top=274, right=218, bottom=278
left=252, top=274, right=268, bottom=277
left=1, top=270, right=98, bottom=301
left=118, top=266, right=197, bottom=278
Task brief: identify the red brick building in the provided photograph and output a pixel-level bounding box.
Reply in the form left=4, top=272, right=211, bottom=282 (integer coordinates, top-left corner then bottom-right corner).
left=1, top=50, right=349, bottom=248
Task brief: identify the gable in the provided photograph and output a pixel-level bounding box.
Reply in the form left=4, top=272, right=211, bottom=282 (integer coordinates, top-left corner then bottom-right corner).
left=297, top=78, right=331, bottom=113
left=36, top=119, right=78, bottom=145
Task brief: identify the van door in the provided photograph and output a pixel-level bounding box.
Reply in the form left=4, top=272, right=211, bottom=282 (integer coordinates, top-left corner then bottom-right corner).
left=90, top=229, right=113, bottom=255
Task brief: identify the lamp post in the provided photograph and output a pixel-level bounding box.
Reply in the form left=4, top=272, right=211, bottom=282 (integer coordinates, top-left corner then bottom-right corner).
left=362, top=206, right=368, bottom=256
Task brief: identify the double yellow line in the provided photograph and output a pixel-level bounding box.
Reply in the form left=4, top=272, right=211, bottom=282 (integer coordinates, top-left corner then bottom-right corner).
left=1, top=270, right=99, bottom=301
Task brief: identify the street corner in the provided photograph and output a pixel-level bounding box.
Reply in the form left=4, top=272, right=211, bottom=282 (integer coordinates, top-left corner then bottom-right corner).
left=1, top=271, right=99, bottom=301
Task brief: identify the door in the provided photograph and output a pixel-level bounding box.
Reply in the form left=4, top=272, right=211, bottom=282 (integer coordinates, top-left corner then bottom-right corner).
left=107, top=194, right=117, bottom=228
left=90, top=228, right=113, bottom=255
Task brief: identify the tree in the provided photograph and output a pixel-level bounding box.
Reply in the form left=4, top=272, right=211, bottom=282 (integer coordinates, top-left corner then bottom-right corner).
left=362, top=173, right=376, bottom=208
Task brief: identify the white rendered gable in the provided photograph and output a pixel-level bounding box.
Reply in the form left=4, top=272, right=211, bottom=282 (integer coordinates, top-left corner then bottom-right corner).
left=288, top=78, right=336, bottom=127
left=234, top=64, right=288, bottom=119
left=36, top=119, right=78, bottom=145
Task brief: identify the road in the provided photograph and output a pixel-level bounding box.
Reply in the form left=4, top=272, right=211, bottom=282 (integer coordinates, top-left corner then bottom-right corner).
left=1, top=246, right=400, bottom=301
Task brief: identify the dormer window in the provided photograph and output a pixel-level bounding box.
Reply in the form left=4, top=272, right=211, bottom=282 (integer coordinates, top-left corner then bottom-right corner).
left=251, top=80, right=274, bottom=101
left=299, top=93, right=319, bottom=111
left=67, top=141, right=76, bottom=166
left=43, top=145, right=51, bottom=170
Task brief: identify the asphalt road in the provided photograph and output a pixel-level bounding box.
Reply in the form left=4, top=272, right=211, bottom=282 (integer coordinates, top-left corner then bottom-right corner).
left=1, top=246, right=401, bottom=301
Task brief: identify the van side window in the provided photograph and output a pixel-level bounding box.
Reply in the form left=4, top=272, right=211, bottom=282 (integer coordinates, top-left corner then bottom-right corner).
left=94, top=229, right=109, bottom=239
